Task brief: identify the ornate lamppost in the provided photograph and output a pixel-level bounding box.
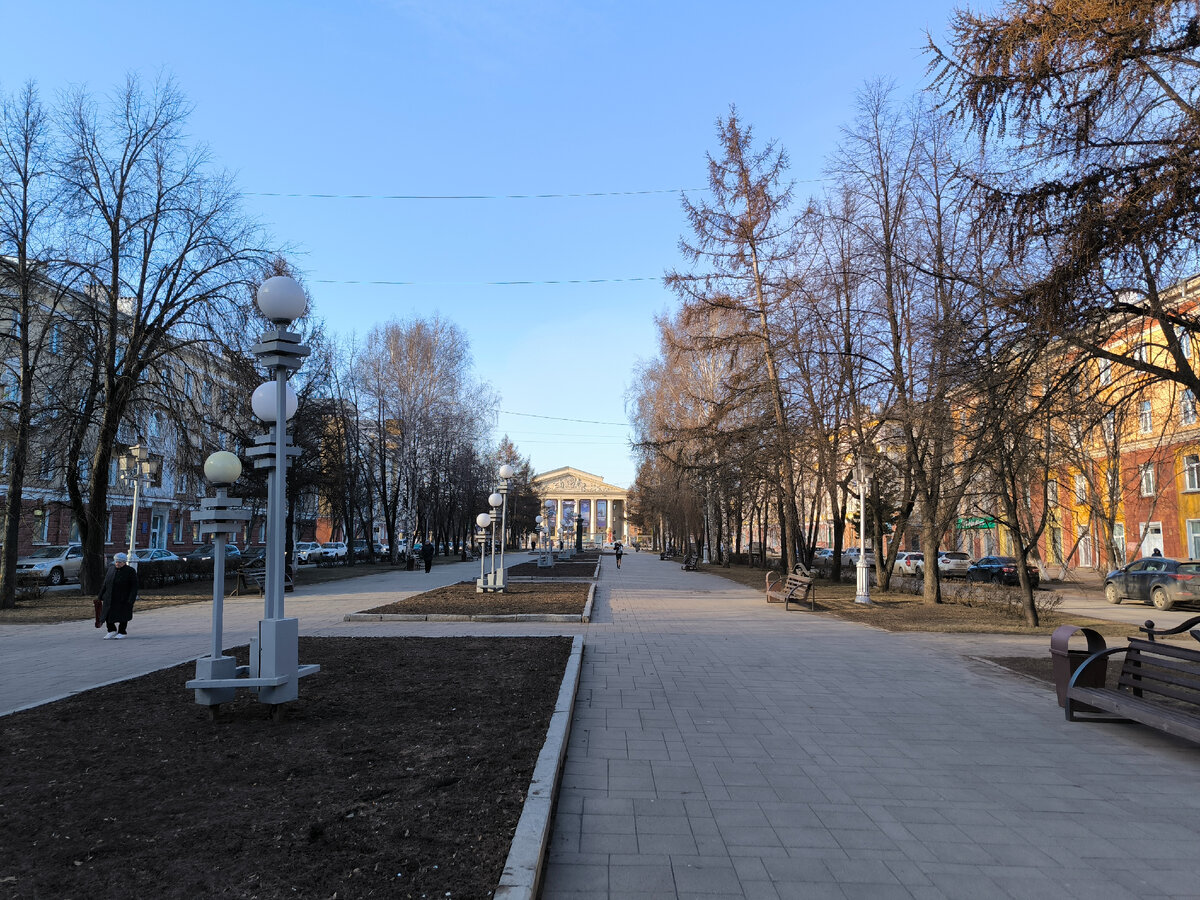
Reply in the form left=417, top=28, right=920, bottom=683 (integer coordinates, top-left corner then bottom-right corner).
left=119, top=444, right=160, bottom=568
left=245, top=276, right=319, bottom=706
left=855, top=458, right=873, bottom=606
left=576, top=505, right=585, bottom=553
left=494, top=463, right=514, bottom=590
left=187, top=451, right=251, bottom=711
left=476, top=511, right=492, bottom=591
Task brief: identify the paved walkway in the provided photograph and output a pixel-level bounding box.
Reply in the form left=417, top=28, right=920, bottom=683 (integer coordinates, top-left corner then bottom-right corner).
left=4, top=552, right=1200, bottom=898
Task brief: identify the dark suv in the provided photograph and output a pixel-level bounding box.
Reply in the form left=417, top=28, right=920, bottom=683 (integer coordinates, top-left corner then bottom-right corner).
left=966, top=556, right=1040, bottom=588
left=1104, top=557, right=1200, bottom=610
left=185, top=543, right=241, bottom=563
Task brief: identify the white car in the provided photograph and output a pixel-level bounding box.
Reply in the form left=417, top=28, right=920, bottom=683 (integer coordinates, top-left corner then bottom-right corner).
left=938, top=551, right=973, bottom=578
left=895, top=551, right=924, bottom=576
left=321, top=541, right=348, bottom=560
left=841, top=547, right=875, bottom=567
left=16, top=545, right=83, bottom=586
left=295, top=542, right=323, bottom=564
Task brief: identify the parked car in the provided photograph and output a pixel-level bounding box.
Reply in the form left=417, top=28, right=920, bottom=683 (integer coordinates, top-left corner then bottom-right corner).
left=966, top=556, right=1039, bottom=588
left=321, top=541, right=348, bottom=560
left=1104, top=556, right=1200, bottom=610
left=937, top=551, right=973, bottom=578
left=132, top=548, right=181, bottom=563
left=295, top=541, right=323, bottom=564
left=185, top=543, right=241, bottom=563
left=895, top=551, right=924, bottom=576
left=16, top=544, right=83, bottom=585
left=841, top=547, right=875, bottom=567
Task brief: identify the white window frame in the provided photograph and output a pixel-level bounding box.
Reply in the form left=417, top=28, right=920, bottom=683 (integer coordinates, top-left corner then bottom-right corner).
left=1140, top=463, right=1157, bottom=497
left=1184, top=391, right=1197, bottom=426
left=1188, top=520, right=1200, bottom=560
left=33, top=509, right=48, bottom=543
left=1140, top=400, right=1153, bottom=433
left=1099, top=357, right=1112, bottom=386
left=1103, top=411, right=1116, bottom=442
left=1187, top=454, right=1200, bottom=492
left=1112, top=522, right=1126, bottom=566
left=1183, top=331, right=1193, bottom=360
left=1075, top=474, right=1087, bottom=504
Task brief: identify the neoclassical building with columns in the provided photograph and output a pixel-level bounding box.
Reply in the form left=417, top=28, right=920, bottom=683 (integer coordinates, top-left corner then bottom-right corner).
left=531, top=466, right=635, bottom=546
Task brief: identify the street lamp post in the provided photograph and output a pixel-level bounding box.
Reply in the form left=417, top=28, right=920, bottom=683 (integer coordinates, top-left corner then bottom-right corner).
left=576, top=506, right=585, bottom=553
left=188, top=451, right=252, bottom=711
left=119, top=444, right=160, bottom=569
left=476, top=511, right=491, bottom=591
left=245, top=275, right=319, bottom=708
left=486, top=491, right=502, bottom=587
left=541, top=499, right=556, bottom=567
left=495, top=464, right=514, bottom=590
left=855, top=458, right=873, bottom=605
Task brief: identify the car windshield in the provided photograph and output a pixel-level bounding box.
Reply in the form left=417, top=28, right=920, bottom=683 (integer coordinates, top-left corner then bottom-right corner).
left=28, top=546, right=67, bottom=558
left=322, top=543, right=339, bottom=549
left=943, top=552, right=969, bottom=560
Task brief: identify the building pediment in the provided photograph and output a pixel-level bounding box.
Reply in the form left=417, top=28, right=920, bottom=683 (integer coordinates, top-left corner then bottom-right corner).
left=532, top=466, right=625, bottom=496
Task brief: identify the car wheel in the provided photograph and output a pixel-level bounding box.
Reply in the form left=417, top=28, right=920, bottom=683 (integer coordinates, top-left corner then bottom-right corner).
left=1104, top=583, right=1122, bottom=605
left=1152, top=587, right=1174, bottom=611
left=915, top=566, right=922, bottom=576
left=48, top=567, right=64, bottom=587
left=991, top=573, right=1002, bottom=585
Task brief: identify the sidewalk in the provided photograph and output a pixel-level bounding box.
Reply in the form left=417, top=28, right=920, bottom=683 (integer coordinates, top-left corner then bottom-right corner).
left=5, top=552, right=1200, bottom=898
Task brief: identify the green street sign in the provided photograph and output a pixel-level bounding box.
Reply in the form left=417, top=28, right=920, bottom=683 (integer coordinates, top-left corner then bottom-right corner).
left=957, top=516, right=997, bottom=530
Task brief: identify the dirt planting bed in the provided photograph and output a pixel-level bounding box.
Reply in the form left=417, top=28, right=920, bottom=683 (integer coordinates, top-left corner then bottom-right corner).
left=506, top=560, right=598, bottom=578
left=360, top=580, right=590, bottom=616
left=0, top=635, right=573, bottom=899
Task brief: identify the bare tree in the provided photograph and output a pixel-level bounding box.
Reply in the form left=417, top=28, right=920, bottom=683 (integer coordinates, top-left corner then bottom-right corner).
left=56, top=75, right=267, bottom=591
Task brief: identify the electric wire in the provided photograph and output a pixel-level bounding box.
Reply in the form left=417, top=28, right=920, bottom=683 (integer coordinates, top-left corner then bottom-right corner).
left=500, top=410, right=631, bottom=426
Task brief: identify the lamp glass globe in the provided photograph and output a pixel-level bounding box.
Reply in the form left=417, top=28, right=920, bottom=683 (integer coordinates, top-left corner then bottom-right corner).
left=251, top=381, right=299, bottom=423
left=204, top=451, right=243, bottom=485
left=256, top=276, right=308, bottom=323
left=499, top=464, right=515, bottom=479
left=535, top=515, right=543, bottom=524
left=476, top=512, right=492, bottom=528
left=544, top=499, right=555, bottom=509
left=488, top=492, right=503, bottom=508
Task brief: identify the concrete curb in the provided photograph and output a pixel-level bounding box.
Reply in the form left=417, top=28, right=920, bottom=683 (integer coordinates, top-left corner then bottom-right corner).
left=495, top=633, right=583, bottom=899
left=582, top=583, right=595, bottom=623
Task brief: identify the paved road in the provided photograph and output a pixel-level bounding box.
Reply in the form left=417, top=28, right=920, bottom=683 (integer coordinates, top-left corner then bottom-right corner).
left=5, top=552, right=1200, bottom=898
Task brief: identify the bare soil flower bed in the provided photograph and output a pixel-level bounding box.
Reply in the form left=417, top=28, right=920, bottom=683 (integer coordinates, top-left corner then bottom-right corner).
left=506, top=560, right=597, bottom=578
left=361, top=581, right=589, bottom=617
left=0, top=636, right=572, bottom=899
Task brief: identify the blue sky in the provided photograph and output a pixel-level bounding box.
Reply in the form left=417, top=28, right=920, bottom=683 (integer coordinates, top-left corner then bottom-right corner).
left=3, top=0, right=962, bottom=488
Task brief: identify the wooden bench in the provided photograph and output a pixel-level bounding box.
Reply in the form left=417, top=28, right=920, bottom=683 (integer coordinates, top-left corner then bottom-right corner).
left=681, top=554, right=698, bottom=571
left=660, top=550, right=676, bottom=561
left=765, top=569, right=814, bottom=611
left=234, top=566, right=293, bottom=597
left=1065, top=615, right=1200, bottom=744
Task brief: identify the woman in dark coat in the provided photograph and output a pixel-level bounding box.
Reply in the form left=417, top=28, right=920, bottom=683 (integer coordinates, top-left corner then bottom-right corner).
left=98, top=552, right=139, bottom=640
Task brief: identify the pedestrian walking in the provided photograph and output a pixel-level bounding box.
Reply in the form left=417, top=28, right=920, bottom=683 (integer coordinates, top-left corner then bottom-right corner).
left=614, top=541, right=623, bottom=569
left=98, top=552, right=138, bottom=639
left=421, top=540, right=435, bottom=573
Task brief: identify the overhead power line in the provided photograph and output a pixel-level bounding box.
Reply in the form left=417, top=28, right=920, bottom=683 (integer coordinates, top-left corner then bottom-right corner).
left=500, top=410, right=631, bottom=427
left=313, top=277, right=659, bottom=287
left=247, top=188, right=700, bottom=200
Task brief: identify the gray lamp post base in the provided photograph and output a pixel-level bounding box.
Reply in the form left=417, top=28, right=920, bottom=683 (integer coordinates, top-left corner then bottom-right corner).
left=192, top=655, right=238, bottom=706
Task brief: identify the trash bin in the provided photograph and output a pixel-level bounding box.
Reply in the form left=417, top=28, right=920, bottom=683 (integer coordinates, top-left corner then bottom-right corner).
left=1050, top=625, right=1108, bottom=708
left=405, top=554, right=415, bottom=571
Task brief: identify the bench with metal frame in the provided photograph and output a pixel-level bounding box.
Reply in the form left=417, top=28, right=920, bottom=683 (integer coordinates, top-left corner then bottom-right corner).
left=765, top=566, right=815, bottom=611
left=681, top=554, right=699, bottom=571
left=1065, top=615, right=1200, bottom=744
left=234, top=565, right=293, bottom=597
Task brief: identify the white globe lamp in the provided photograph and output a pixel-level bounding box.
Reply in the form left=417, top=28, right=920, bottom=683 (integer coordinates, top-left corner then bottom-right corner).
left=499, top=464, right=515, bottom=480
left=204, top=451, right=243, bottom=486
left=256, top=276, right=308, bottom=324
left=251, top=381, right=298, bottom=423
left=488, top=492, right=503, bottom=508
left=476, top=512, right=492, bottom=528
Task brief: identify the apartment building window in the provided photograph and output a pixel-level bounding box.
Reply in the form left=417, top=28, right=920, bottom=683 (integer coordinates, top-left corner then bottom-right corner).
left=1069, top=421, right=1083, bottom=447
left=1189, top=520, right=1200, bottom=560
left=1075, top=474, right=1087, bottom=503
left=1140, top=400, right=1153, bottom=433
left=202, top=378, right=212, bottom=406
left=1113, top=522, right=1126, bottom=566
left=49, top=324, right=60, bottom=354
left=161, top=365, right=172, bottom=391
left=1140, top=463, right=1157, bottom=497
left=105, top=511, right=112, bottom=543
left=1107, top=467, right=1119, bottom=499
left=1047, top=480, right=1059, bottom=507
left=0, top=444, right=8, bottom=475
left=33, top=509, right=48, bottom=543
left=174, top=517, right=184, bottom=543
left=1132, top=341, right=1148, bottom=364
left=1103, top=411, right=1116, bottom=442
left=1099, top=357, right=1112, bottom=386
left=1186, top=454, right=1200, bottom=492
left=1183, top=391, right=1197, bottom=426
left=1183, top=331, right=1193, bottom=359
left=184, top=372, right=193, bottom=398
left=192, top=522, right=201, bottom=543
left=39, top=451, right=53, bottom=483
